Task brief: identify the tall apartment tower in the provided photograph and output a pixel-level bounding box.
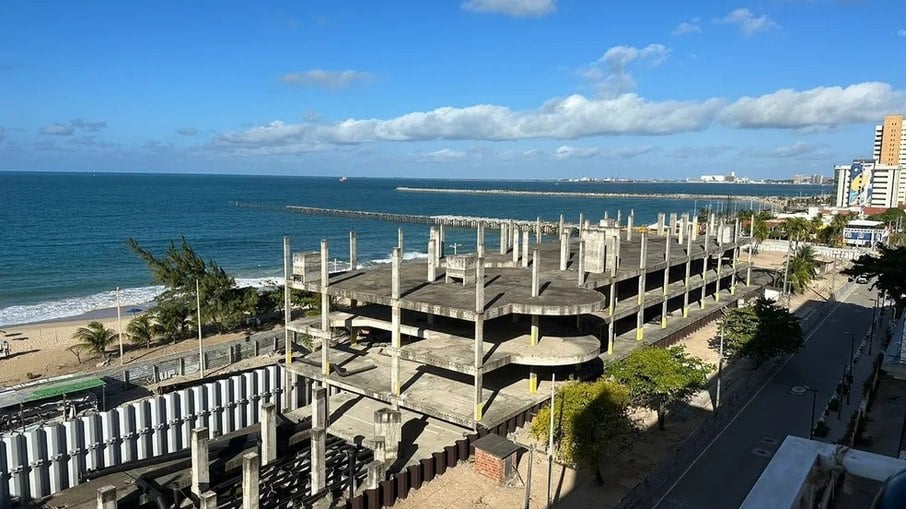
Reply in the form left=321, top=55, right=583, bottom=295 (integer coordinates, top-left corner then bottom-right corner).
left=874, top=114, right=906, bottom=166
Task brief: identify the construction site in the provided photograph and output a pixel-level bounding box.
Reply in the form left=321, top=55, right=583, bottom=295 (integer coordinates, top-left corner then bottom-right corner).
left=4, top=210, right=759, bottom=509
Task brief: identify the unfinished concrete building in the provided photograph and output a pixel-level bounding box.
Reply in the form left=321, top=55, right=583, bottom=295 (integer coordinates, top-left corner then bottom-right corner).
left=283, top=211, right=756, bottom=433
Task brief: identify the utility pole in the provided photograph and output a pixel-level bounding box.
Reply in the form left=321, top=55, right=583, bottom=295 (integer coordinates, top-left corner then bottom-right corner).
left=197, top=279, right=205, bottom=378
left=116, top=287, right=124, bottom=365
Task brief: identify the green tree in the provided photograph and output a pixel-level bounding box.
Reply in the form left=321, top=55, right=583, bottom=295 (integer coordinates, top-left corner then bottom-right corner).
left=126, top=313, right=157, bottom=349
left=844, top=245, right=906, bottom=314
left=784, top=217, right=810, bottom=245
left=127, top=237, right=256, bottom=334
left=787, top=244, right=820, bottom=294
left=604, top=346, right=712, bottom=430
left=722, top=297, right=803, bottom=364
left=818, top=214, right=849, bottom=247
left=530, top=380, right=636, bottom=483
left=72, top=321, right=118, bottom=359
left=868, top=208, right=906, bottom=224
left=153, top=301, right=193, bottom=344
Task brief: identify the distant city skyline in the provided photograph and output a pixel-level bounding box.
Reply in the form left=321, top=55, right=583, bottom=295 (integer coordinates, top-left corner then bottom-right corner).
left=1, top=1, right=905, bottom=179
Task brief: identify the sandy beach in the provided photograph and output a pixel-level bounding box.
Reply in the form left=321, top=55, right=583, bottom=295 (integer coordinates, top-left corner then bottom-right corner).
left=0, top=309, right=256, bottom=387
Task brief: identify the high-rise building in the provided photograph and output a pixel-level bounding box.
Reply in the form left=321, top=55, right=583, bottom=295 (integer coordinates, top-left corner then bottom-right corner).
left=873, top=114, right=906, bottom=166
left=834, top=160, right=903, bottom=208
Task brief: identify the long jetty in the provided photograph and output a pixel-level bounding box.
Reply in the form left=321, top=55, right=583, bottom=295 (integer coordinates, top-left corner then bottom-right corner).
left=395, top=186, right=779, bottom=205
left=283, top=205, right=562, bottom=233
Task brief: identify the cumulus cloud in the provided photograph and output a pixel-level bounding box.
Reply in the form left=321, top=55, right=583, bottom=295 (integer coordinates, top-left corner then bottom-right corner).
left=672, top=19, right=702, bottom=36
left=719, top=82, right=906, bottom=129
left=421, top=148, right=468, bottom=162
left=176, top=127, right=199, bottom=136
left=554, top=145, right=599, bottom=159
left=39, top=119, right=106, bottom=136
left=743, top=142, right=825, bottom=158
left=461, top=0, right=555, bottom=17
left=898, top=29, right=906, bottom=38
left=581, top=44, right=671, bottom=96
left=715, top=8, right=779, bottom=36
left=209, top=81, right=905, bottom=155
left=281, top=70, right=373, bottom=90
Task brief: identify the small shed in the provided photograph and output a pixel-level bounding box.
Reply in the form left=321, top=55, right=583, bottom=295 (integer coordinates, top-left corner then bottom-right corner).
left=472, top=433, right=520, bottom=485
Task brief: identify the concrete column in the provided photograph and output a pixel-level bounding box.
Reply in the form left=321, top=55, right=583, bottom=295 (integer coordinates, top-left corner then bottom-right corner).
left=730, top=244, right=739, bottom=295
left=311, top=426, right=327, bottom=504
left=657, top=213, right=665, bottom=235
left=626, top=213, right=633, bottom=241
left=577, top=239, right=585, bottom=286
left=529, top=369, right=538, bottom=394
left=617, top=209, right=622, bottom=224
left=260, top=403, right=276, bottom=466
left=242, top=452, right=260, bottom=509
left=391, top=248, right=401, bottom=396
left=474, top=258, right=485, bottom=423
left=750, top=214, right=756, bottom=237
left=669, top=213, right=677, bottom=236
left=691, top=215, right=699, bottom=241
left=320, top=240, right=331, bottom=377
left=499, top=223, right=507, bottom=254
left=683, top=222, right=693, bottom=318
left=97, top=485, right=116, bottom=509
left=283, top=237, right=292, bottom=409
left=535, top=217, right=542, bottom=243
left=678, top=214, right=687, bottom=245
left=662, top=229, right=671, bottom=329
left=476, top=223, right=485, bottom=257
left=512, top=227, right=520, bottom=264
left=521, top=230, right=530, bottom=268
left=559, top=232, right=569, bottom=270
left=398, top=228, right=404, bottom=251
left=530, top=315, right=540, bottom=347
left=439, top=224, right=446, bottom=257
left=531, top=247, right=540, bottom=297
left=349, top=231, right=357, bottom=270
left=746, top=243, right=753, bottom=286
left=312, top=387, right=327, bottom=428
left=607, top=320, right=615, bottom=355
left=367, top=460, right=386, bottom=489
left=578, top=213, right=585, bottom=234
left=191, top=427, right=210, bottom=496
left=701, top=223, right=710, bottom=309
left=603, top=211, right=609, bottom=221
left=715, top=222, right=724, bottom=302
left=558, top=214, right=565, bottom=237
left=427, top=238, right=436, bottom=281
left=708, top=214, right=716, bottom=236
left=374, top=409, right=401, bottom=462
left=372, top=435, right=387, bottom=464
left=200, top=491, right=218, bottom=509
left=637, top=233, right=647, bottom=341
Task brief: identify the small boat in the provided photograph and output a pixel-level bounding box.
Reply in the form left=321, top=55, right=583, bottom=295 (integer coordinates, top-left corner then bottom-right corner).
left=339, top=176, right=348, bottom=183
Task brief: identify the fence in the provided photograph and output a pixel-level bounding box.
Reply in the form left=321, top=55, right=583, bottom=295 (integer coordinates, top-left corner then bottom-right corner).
left=0, top=364, right=307, bottom=505
left=756, top=240, right=870, bottom=261
left=616, top=280, right=857, bottom=508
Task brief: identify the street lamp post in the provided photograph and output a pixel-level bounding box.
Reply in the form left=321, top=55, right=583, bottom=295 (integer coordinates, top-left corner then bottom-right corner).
left=804, top=387, right=817, bottom=439
left=716, top=306, right=729, bottom=411
left=846, top=332, right=855, bottom=369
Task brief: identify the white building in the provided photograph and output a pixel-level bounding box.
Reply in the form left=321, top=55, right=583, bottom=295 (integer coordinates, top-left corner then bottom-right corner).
left=843, top=219, right=888, bottom=247
left=834, top=160, right=903, bottom=208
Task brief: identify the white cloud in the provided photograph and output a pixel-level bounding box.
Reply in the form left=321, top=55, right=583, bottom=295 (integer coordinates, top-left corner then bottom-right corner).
left=0, top=127, right=5, bottom=144
left=281, top=70, right=373, bottom=90
left=70, top=119, right=107, bottom=131
left=461, top=0, right=555, bottom=17
left=898, top=29, right=906, bottom=38
left=522, top=148, right=540, bottom=158
left=555, top=145, right=599, bottom=159
left=176, top=127, right=199, bottom=136
left=715, top=8, right=779, bottom=36
left=744, top=142, right=824, bottom=158
left=719, top=82, right=906, bottom=129
left=581, top=44, right=671, bottom=95
left=39, top=123, right=75, bottom=135
left=421, top=148, right=467, bottom=162
left=672, top=19, right=701, bottom=36
left=39, top=119, right=107, bottom=136
left=210, top=81, right=906, bottom=155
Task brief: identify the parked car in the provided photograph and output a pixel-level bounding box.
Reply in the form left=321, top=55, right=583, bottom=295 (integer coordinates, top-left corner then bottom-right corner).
left=856, top=275, right=869, bottom=284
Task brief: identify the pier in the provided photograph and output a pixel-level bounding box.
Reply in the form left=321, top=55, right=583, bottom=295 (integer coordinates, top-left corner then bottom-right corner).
left=395, top=186, right=780, bottom=205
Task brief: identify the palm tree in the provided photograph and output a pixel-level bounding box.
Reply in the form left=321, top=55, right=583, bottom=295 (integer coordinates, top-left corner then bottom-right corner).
left=72, top=321, right=117, bottom=359
left=787, top=245, right=820, bottom=294
left=154, top=303, right=192, bottom=344
left=126, top=313, right=157, bottom=349
left=819, top=213, right=849, bottom=247
left=784, top=218, right=810, bottom=246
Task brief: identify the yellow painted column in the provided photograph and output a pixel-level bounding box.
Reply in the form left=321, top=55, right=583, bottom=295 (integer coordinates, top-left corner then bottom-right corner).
left=530, top=315, right=539, bottom=346
left=529, top=371, right=538, bottom=394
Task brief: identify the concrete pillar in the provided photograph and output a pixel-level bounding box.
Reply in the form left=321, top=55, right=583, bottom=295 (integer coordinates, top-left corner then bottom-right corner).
left=530, top=315, right=540, bottom=347
left=637, top=233, right=647, bottom=341
left=499, top=223, right=508, bottom=254
left=398, top=228, right=404, bottom=251
left=477, top=223, right=485, bottom=257
left=312, top=387, right=327, bottom=428
left=391, top=248, right=401, bottom=396
left=626, top=214, right=633, bottom=241
left=662, top=229, right=671, bottom=329
left=529, top=369, right=538, bottom=394
left=617, top=209, right=622, bottom=224
left=657, top=213, right=665, bottom=235
left=200, top=491, right=218, bottom=509
left=512, top=227, right=520, bottom=264
left=560, top=232, right=569, bottom=270
left=603, top=211, right=609, bottom=221
left=678, top=214, right=686, bottom=245
left=715, top=222, right=724, bottom=302
left=439, top=224, right=446, bottom=257
left=531, top=247, right=540, bottom=297
left=283, top=237, right=292, bottom=409
left=367, top=460, right=386, bottom=489
left=577, top=240, right=585, bottom=286
left=731, top=243, right=739, bottom=295
left=535, top=217, right=541, bottom=244
left=578, top=213, right=585, bottom=239
left=320, top=240, right=331, bottom=377
left=750, top=214, right=756, bottom=237
left=708, top=213, right=716, bottom=236
left=607, top=320, right=615, bottom=355
left=96, top=485, right=116, bottom=509
left=311, top=426, right=327, bottom=503
left=691, top=215, right=699, bottom=241
left=374, top=409, right=401, bottom=461
left=191, top=427, right=210, bottom=496
left=521, top=230, right=530, bottom=268
left=474, top=259, right=485, bottom=423
left=746, top=243, right=753, bottom=286
left=372, top=435, right=387, bottom=464
left=701, top=222, right=710, bottom=309
left=242, top=452, right=260, bottom=509
left=683, top=222, right=693, bottom=318
left=261, top=403, right=276, bottom=466
left=669, top=213, right=677, bottom=236
left=427, top=238, right=436, bottom=282
left=558, top=214, right=565, bottom=237
left=349, top=231, right=357, bottom=270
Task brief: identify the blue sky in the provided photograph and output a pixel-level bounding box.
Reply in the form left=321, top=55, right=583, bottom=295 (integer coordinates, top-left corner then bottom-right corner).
left=1, top=0, right=905, bottom=179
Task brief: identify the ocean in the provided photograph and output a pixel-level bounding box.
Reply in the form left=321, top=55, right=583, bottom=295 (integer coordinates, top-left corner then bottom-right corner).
left=0, top=171, right=832, bottom=326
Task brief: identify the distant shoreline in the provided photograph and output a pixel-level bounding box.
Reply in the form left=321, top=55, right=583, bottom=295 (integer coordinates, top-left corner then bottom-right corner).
left=395, top=186, right=787, bottom=205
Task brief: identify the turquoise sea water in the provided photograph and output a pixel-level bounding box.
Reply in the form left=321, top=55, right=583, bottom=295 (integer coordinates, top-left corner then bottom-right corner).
left=0, top=172, right=832, bottom=325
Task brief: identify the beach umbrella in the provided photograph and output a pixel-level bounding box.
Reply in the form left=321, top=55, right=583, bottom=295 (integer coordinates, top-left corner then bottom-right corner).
left=127, top=307, right=142, bottom=319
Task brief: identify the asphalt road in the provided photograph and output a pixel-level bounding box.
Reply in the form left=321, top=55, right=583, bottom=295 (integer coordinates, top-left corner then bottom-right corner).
left=655, top=284, right=879, bottom=508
